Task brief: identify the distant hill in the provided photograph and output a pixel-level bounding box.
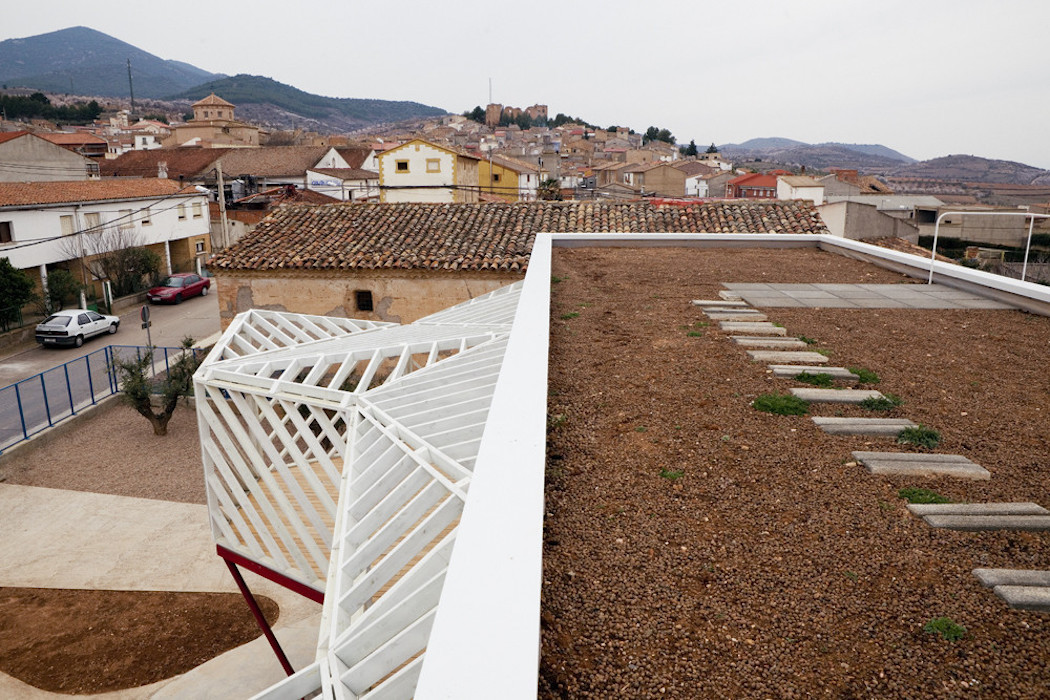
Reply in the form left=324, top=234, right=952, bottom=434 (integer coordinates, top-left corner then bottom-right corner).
left=720, top=137, right=915, bottom=173
left=721, top=137, right=806, bottom=150
left=888, top=154, right=1050, bottom=186
left=169, top=75, right=447, bottom=131
left=0, top=26, right=222, bottom=98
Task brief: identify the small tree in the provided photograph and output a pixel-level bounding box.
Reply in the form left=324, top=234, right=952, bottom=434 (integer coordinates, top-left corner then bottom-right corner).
left=538, top=178, right=563, bottom=201
left=0, top=258, right=35, bottom=330
left=40, top=268, right=83, bottom=313
left=706, top=143, right=719, bottom=154
left=112, top=337, right=202, bottom=436
left=681, top=139, right=699, bottom=157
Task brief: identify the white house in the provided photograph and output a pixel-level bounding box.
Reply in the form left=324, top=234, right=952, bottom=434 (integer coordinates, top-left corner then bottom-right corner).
left=777, top=175, right=826, bottom=206
left=378, top=139, right=480, bottom=203
left=0, top=131, right=99, bottom=182
left=305, top=168, right=380, bottom=201
left=0, top=179, right=211, bottom=297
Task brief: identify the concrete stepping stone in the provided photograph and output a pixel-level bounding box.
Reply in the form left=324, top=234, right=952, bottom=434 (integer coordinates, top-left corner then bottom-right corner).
left=909, top=503, right=1049, bottom=517
left=720, top=322, right=786, bottom=336
left=812, top=417, right=917, bottom=436
left=919, top=515, right=1050, bottom=531
left=747, top=351, right=828, bottom=364
left=791, top=388, right=882, bottom=403
left=852, top=451, right=991, bottom=480
left=691, top=299, right=749, bottom=307
left=990, top=586, right=1050, bottom=612
left=974, top=569, right=1050, bottom=588
left=705, top=312, right=769, bottom=322
left=719, top=290, right=743, bottom=301
left=770, top=365, right=859, bottom=381
left=731, top=336, right=808, bottom=350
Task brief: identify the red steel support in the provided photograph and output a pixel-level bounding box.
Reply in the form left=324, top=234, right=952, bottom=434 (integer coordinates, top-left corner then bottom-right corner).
left=224, top=557, right=296, bottom=676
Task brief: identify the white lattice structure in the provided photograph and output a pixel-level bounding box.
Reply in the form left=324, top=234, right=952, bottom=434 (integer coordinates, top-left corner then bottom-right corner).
left=194, top=283, right=525, bottom=698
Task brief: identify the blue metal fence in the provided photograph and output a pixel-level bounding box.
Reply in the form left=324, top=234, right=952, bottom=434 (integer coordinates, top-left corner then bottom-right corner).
left=0, top=344, right=198, bottom=454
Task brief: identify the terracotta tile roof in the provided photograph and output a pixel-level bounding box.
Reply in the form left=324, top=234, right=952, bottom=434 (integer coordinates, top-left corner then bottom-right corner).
left=778, top=175, right=823, bottom=187
left=217, top=146, right=334, bottom=178
left=489, top=154, right=539, bottom=173
left=209, top=201, right=829, bottom=273
left=0, top=179, right=189, bottom=208
left=100, top=148, right=230, bottom=179
left=193, top=93, right=235, bottom=108
left=674, top=161, right=717, bottom=177
left=38, top=132, right=108, bottom=146
left=0, top=130, right=31, bottom=145
left=310, top=168, right=378, bottom=180
left=334, top=147, right=373, bottom=169
left=865, top=237, right=957, bottom=263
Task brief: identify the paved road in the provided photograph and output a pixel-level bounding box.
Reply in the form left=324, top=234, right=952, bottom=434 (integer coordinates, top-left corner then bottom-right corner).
left=0, top=291, right=221, bottom=387
left=0, top=293, right=221, bottom=451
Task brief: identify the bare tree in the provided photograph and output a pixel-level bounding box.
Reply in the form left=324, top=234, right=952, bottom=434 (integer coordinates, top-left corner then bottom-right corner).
left=111, top=337, right=202, bottom=436
left=59, top=224, right=162, bottom=298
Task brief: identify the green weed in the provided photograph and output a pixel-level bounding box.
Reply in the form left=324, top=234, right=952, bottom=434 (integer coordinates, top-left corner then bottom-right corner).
left=897, top=425, right=941, bottom=449
left=752, top=393, right=810, bottom=416
left=898, top=487, right=950, bottom=504
left=659, top=468, right=685, bottom=481
left=861, top=393, right=902, bottom=412
left=795, top=372, right=835, bottom=387
left=797, top=335, right=818, bottom=345
left=849, top=367, right=881, bottom=384
left=923, top=617, right=966, bottom=642
left=560, top=312, right=580, bottom=320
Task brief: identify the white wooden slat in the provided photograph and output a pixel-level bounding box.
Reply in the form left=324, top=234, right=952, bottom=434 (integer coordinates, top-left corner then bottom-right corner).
left=340, top=531, right=456, bottom=640
left=335, top=570, right=446, bottom=668
left=243, top=394, right=334, bottom=572
left=343, top=468, right=432, bottom=549
left=338, top=495, right=461, bottom=614
left=221, top=391, right=323, bottom=577
left=358, top=655, right=423, bottom=700
left=342, top=609, right=436, bottom=695
left=341, top=482, right=449, bottom=582
left=347, top=453, right=418, bottom=524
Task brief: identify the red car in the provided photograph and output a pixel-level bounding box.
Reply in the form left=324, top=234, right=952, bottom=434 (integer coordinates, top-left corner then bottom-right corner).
left=148, top=272, right=211, bottom=304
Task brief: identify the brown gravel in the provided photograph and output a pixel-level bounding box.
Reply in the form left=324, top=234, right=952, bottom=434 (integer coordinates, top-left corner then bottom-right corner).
left=1, top=400, right=206, bottom=504
left=541, top=246, right=1050, bottom=699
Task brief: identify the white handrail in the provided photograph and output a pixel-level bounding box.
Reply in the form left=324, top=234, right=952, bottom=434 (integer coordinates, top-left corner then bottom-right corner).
left=928, top=210, right=1050, bottom=284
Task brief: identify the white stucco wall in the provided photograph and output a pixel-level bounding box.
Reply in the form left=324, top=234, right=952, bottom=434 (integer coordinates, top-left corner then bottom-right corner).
left=379, top=142, right=456, bottom=203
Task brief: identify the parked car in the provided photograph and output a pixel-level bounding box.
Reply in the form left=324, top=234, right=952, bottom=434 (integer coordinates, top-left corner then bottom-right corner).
left=148, top=273, right=211, bottom=304
left=35, top=309, right=120, bottom=348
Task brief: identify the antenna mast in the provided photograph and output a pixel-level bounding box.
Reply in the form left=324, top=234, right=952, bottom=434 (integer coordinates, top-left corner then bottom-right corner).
left=127, top=58, right=136, bottom=116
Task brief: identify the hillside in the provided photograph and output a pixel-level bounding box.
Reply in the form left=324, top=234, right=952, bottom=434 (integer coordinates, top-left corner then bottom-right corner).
left=169, top=75, right=447, bottom=131
left=0, top=27, right=222, bottom=98
left=888, top=154, right=1050, bottom=186
left=720, top=138, right=914, bottom=173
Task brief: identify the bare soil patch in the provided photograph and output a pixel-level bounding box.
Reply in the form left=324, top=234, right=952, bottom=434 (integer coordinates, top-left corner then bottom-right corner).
left=542, top=247, right=1050, bottom=698
left=1, top=401, right=206, bottom=504
left=0, top=587, right=277, bottom=694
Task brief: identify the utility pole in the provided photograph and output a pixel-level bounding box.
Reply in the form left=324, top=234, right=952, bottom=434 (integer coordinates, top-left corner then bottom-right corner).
left=127, top=58, right=136, bottom=116
left=216, top=160, right=230, bottom=249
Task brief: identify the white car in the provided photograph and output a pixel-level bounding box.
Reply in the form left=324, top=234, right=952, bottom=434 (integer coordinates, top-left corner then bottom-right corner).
left=35, top=309, right=120, bottom=348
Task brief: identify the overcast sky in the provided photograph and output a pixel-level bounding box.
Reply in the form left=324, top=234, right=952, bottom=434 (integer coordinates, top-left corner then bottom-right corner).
left=4, top=0, right=1049, bottom=168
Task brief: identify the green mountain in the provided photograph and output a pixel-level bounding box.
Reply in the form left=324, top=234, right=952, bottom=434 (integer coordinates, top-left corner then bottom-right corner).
left=170, top=74, right=447, bottom=130
left=0, top=26, right=222, bottom=98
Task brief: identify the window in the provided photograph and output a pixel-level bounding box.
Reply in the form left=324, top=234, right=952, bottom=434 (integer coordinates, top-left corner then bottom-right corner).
left=195, top=241, right=205, bottom=253
left=178, top=204, right=187, bottom=220
left=60, top=215, right=75, bottom=236
left=426, top=158, right=441, bottom=173
left=492, top=173, right=501, bottom=183
left=0, top=221, right=11, bottom=244
left=355, top=290, right=374, bottom=312
left=141, top=208, right=152, bottom=226
left=118, top=209, right=134, bottom=232
left=84, top=212, right=101, bottom=230
left=192, top=202, right=203, bottom=218
left=395, top=160, right=409, bottom=173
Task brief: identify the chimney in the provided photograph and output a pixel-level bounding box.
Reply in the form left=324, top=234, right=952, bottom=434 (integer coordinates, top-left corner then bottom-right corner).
left=157, top=161, right=168, bottom=179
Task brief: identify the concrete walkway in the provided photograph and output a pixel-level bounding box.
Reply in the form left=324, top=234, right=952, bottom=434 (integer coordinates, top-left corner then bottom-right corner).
left=0, top=483, right=322, bottom=699
left=723, top=282, right=1014, bottom=309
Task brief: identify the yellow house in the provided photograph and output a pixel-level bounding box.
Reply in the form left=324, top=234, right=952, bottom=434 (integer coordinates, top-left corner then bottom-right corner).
left=378, top=139, right=479, bottom=203
left=477, top=154, right=541, bottom=201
